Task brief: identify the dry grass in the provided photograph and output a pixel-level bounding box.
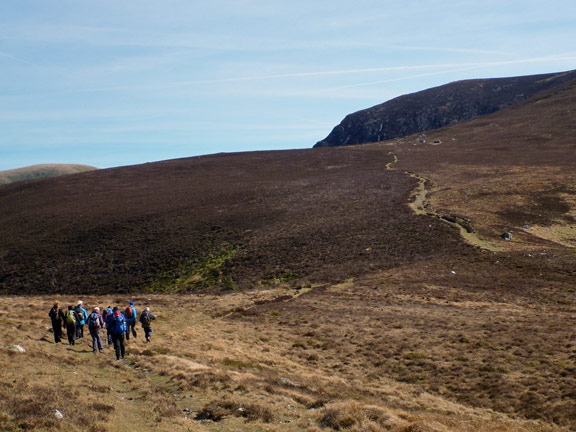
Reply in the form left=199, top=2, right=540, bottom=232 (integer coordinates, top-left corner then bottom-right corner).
left=0, top=286, right=571, bottom=432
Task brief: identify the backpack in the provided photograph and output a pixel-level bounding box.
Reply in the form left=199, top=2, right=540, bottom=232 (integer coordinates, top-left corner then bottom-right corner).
left=125, top=306, right=134, bottom=319
left=141, top=311, right=151, bottom=325
left=65, top=310, right=76, bottom=326
left=111, top=316, right=126, bottom=335
left=88, top=313, right=101, bottom=329
left=75, top=306, right=86, bottom=325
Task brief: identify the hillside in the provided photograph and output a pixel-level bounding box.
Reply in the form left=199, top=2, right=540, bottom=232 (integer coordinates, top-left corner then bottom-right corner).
left=380, top=72, right=576, bottom=253
left=0, top=164, right=98, bottom=185
left=315, top=69, right=576, bottom=148
left=1, top=71, right=576, bottom=431
left=0, top=148, right=469, bottom=294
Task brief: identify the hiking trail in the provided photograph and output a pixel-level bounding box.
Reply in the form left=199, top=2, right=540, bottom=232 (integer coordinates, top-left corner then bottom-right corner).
left=386, top=151, right=501, bottom=251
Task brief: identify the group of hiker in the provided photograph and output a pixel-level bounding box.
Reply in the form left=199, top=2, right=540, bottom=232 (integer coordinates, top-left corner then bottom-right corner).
left=48, top=300, right=156, bottom=361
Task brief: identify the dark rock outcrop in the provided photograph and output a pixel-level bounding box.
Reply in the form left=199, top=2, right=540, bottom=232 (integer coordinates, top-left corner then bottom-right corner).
left=314, top=70, right=576, bottom=147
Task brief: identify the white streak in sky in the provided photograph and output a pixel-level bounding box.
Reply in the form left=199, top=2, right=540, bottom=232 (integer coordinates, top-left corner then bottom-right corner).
left=0, top=49, right=36, bottom=66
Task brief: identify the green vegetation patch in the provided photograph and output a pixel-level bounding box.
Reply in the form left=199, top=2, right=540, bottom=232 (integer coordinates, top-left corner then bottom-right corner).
left=259, top=270, right=301, bottom=286
left=148, top=244, right=239, bottom=293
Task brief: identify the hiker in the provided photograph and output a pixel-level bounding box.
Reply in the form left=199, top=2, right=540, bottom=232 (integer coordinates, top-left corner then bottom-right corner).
left=87, top=307, right=105, bottom=353
left=102, top=305, right=114, bottom=346
left=64, top=306, right=80, bottom=345
left=139, top=307, right=156, bottom=342
left=124, top=301, right=137, bottom=340
left=109, top=310, right=127, bottom=360
left=74, top=300, right=88, bottom=339
left=48, top=302, right=65, bottom=343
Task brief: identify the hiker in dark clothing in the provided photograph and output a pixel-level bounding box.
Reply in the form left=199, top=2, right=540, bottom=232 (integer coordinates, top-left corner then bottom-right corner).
left=109, top=310, right=126, bottom=360
left=124, top=301, right=137, bottom=340
left=102, top=305, right=114, bottom=346
left=48, top=302, right=65, bottom=343
left=74, top=300, right=88, bottom=339
left=64, top=306, right=80, bottom=345
left=139, top=307, right=156, bottom=342
left=87, top=307, right=105, bottom=353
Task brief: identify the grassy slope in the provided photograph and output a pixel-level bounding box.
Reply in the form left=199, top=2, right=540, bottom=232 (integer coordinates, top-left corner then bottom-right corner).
left=0, top=164, right=98, bottom=185
left=0, top=290, right=568, bottom=432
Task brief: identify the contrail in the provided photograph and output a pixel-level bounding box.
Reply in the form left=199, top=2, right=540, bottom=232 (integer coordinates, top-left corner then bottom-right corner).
left=0, top=49, right=37, bottom=66
left=177, top=56, right=576, bottom=86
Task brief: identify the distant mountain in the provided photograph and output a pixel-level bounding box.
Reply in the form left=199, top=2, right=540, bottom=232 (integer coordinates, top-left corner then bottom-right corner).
left=315, top=69, right=576, bottom=147
left=0, top=164, right=98, bottom=185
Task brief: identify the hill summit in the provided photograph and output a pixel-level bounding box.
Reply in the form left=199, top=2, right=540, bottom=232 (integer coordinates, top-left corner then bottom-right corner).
left=315, top=69, right=576, bottom=147
left=0, top=164, right=98, bottom=185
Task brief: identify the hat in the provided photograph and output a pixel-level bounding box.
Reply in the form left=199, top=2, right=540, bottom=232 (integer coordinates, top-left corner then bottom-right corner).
left=113, top=311, right=120, bottom=317
left=145, top=307, right=150, bottom=311
left=77, top=300, right=83, bottom=305
left=129, top=301, right=135, bottom=306
left=94, top=307, right=100, bottom=312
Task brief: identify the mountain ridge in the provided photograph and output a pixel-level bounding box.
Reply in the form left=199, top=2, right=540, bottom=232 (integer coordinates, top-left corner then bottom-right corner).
left=315, top=69, right=576, bottom=147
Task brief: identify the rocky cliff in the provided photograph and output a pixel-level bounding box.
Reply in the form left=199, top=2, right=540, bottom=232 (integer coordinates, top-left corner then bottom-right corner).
left=314, top=70, right=576, bottom=147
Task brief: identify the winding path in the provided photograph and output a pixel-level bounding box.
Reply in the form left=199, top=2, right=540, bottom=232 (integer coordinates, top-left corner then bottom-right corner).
left=386, top=151, right=500, bottom=251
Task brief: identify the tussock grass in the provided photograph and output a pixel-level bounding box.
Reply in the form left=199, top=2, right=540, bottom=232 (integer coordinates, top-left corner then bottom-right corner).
left=0, top=288, right=571, bottom=432
left=318, top=401, right=391, bottom=431
left=195, top=397, right=274, bottom=423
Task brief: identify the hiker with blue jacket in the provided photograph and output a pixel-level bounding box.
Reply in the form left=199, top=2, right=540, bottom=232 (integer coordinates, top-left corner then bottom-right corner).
left=102, top=305, right=114, bottom=346
left=74, top=300, right=88, bottom=339
left=124, top=301, right=137, bottom=340
left=109, top=310, right=127, bottom=360
left=87, top=307, right=105, bottom=353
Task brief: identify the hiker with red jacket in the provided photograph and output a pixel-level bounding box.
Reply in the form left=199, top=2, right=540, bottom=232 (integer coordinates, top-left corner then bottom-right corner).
left=64, top=306, right=80, bottom=345
left=109, top=310, right=127, bottom=360
left=87, top=307, right=105, bottom=353
left=139, top=307, right=156, bottom=343
left=124, top=301, right=137, bottom=340
left=48, top=301, right=65, bottom=343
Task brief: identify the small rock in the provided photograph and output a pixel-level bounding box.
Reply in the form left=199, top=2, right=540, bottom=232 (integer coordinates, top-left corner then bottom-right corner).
left=450, top=270, right=456, bottom=275
left=1, top=344, right=26, bottom=353
left=52, top=409, right=64, bottom=420
left=278, top=377, right=296, bottom=387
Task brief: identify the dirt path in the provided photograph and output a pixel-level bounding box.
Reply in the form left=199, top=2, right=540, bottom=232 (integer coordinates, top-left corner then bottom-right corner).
left=386, top=151, right=501, bottom=251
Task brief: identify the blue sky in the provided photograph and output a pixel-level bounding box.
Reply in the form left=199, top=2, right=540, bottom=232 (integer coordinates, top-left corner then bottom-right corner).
left=1, top=0, right=576, bottom=170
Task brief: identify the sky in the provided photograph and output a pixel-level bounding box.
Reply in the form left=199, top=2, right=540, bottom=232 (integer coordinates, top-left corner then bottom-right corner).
left=1, top=0, right=576, bottom=171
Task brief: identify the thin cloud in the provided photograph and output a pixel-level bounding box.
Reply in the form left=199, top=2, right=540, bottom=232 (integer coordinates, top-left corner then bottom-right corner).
left=173, top=56, right=576, bottom=87
left=0, top=49, right=37, bottom=66
left=73, top=55, right=576, bottom=96
left=396, top=45, right=517, bottom=57
left=325, top=56, right=576, bottom=90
